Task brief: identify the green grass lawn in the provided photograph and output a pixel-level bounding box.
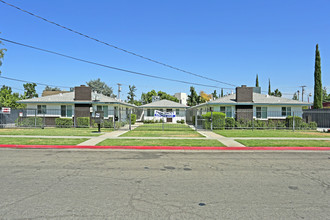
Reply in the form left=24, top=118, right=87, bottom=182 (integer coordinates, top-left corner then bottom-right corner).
left=121, top=124, right=204, bottom=138
left=214, top=129, right=330, bottom=138
left=0, top=137, right=88, bottom=145
left=97, top=139, right=224, bottom=147
left=0, top=128, right=114, bottom=136
left=236, top=139, right=330, bottom=147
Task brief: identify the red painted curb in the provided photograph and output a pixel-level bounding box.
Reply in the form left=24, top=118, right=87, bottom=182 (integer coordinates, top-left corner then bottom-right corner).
left=0, top=144, right=330, bottom=151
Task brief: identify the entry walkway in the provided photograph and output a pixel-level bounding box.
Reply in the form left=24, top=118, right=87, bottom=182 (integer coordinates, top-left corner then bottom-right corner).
left=196, top=130, right=246, bottom=147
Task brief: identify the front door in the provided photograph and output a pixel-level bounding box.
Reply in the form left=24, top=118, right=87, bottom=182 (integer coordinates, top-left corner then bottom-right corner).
left=166, top=109, right=172, bottom=123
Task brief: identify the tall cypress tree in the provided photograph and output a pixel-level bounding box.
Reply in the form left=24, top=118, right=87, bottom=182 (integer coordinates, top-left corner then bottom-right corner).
left=256, top=74, right=259, bottom=87
left=268, top=79, right=271, bottom=95
left=221, top=88, right=224, bottom=97
left=313, top=44, right=322, bottom=109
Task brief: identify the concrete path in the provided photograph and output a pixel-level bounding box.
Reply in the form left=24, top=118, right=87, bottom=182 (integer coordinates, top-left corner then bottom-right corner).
left=77, top=129, right=131, bottom=146
left=196, top=130, right=246, bottom=147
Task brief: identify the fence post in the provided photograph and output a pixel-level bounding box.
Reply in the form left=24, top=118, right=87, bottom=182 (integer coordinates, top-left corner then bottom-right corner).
left=162, top=117, right=164, bottom=131
left=210, top=110, right=213, bottom=131
left=34, top=109, right=37, bottom=128
left=129, top=109, right=132, bottom=130
left=195, top=110, right=198, bottom=131
left=293, top=111, right=295, bottom=132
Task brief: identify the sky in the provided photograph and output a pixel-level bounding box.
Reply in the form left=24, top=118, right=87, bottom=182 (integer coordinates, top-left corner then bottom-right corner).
left=0, top=0, right=329, bottom=102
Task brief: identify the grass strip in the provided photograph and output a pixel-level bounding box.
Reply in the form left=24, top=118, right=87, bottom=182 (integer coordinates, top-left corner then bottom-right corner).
left=236, top=139, right=330, bottom=147
left=121, top=124, right=203, bottom=138
left=214, top=130, right=329, bottom=138
left=0, top=137, right=88, bottom=145
left=97, top=139, right=224, bottom=147
left=0, top=128, right=113, bottom=136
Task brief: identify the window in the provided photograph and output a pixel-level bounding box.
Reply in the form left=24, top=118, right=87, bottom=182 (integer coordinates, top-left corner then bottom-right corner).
left=147, top=109, right=154, bottom=117
left=281, top=107, right=291, bottom=116
left=61, top=105, right=73, bottom=117
left=176, top=109, right=180, bottom=116
left=37, top=105, right=46, bottom=114
left=256, top=107, right=267, bottom=119
left=220, top=106, right=232, bottom=117
left=96, top=105, right=108, bottom=117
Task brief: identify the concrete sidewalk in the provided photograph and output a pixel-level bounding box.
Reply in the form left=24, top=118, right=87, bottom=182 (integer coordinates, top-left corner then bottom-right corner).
left=77, top=129, right=131, bottom=146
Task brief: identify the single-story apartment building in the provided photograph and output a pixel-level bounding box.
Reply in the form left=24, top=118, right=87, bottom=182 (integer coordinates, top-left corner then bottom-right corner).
left=18, top=85, right=135, bottom=127
left=139, top=99, right=188, bottom=123
left=188, top=85, right=312, bottom=121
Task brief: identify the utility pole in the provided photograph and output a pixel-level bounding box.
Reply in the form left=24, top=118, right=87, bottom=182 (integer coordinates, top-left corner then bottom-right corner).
left=297, top=90, right=300, bottom=101
left=299, top=86, right=306, bottom=102
left=117, top=83, right=122, bottom=101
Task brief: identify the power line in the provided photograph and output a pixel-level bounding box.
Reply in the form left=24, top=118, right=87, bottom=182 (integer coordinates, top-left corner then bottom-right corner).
left=0, top=37, right=231, bottom=89
left=0, top=75, right=71, bottom=89
left=0, top=0, right=237, bottom=87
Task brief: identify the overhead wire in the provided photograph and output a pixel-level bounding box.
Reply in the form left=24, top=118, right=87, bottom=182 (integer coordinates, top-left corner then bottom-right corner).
left=0, top=37, right=231, bottom=89
left=0, top=0, right=237, bottom=87
left=0, top=75, right=71, bottom=89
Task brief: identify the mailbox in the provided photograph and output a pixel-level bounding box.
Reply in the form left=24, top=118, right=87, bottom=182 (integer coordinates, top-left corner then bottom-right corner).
left=95, top=111, right=104, bottom=132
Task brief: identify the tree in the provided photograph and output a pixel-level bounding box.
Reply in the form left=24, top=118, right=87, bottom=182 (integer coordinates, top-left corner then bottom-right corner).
left=221, top=88, right=224, bottom=97
left=0, top=86, right=25, bottom=109
left=323, top=87, right=330, bottom=102
left=268, top=79, right=271, bottom=95
left=127, top=85, right=136, bottom=104
left=157, top=91, right=179, bottom=102
left=313, top=44, right=322, bottom=109
left=140, top=90, right=178, bottom=104
left=271, top=89, right=282, bottom=97
left=211, top=90, right=217, bottom=100
left=0, top=37, right=6, bottom=75
left=86, top=78, right=115, bottom=97
left=292, top=92, right=298, bottom=100
left=187, top=86, right=199, bottom=106
left=256, top=74, right=259, bottom=87
left=45, top=86, right=61, bottom=91
left=200, top=91, right=212, bottom=102
left=23, top=83, right=38, bottom=99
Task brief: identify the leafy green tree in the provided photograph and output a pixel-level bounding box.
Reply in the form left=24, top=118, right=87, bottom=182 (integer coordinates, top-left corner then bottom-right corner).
left=292, top=92, right=298, bottom=100
left=268, top=79, right=271, bottom=95
left=127, top=85, right=136, bottom=104
left=141, top=90, right=157, bottom=104
left=133, top=100, right=142, bottom=106
left=157, top=91, right=179, bottom=102
left=23, top=83, right=38, bottom=99
left=187, top=86, right=199, bottom=106
left=86, top=78, right=115, bottom=97
left=0, top=37, right=6, bottom=75
left=313, top=44, right=322, bottom=109
left=0, top=86, right=25, bottom=108
left=323, top=87, right=330, bottom=102
left=213, top=90, right=218, bottom=99
left=271, top=89, right=282, bottom=97
left=45, top=86, right=61, bottom=91
left=256, top=74, right=259, bottom=87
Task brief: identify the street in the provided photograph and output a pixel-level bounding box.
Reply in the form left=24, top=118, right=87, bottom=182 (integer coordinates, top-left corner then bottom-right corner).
left=0, top=149, right=329, bottom=219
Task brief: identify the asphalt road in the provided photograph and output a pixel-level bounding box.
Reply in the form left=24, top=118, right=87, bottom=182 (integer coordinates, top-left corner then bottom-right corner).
left=0, top=149, right=329, bottom=220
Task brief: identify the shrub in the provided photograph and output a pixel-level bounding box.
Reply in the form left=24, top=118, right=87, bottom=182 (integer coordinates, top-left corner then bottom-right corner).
left=55, top=118, right=73, bottom=128
left=131, top=114, right=136, bottom=125
left=77, top=117, right=90, bottom=128
left=225, top=118, right=235, bottom=129
left=15, top=117, right=43, bottom=127
left=286, top=116, right=303, bottom=128
left=177, top=119, right=185, bottom=124
left=202, top=112, right=225, bottom=130
left=308, top=121, right=317, bottom=130
left=267, top=120, right=276, bottom=129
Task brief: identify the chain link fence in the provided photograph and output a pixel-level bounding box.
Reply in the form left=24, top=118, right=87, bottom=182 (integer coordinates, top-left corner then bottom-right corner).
left=186, top=109, right=329, bottom=130
left=0, top=108, right=134, bottom=130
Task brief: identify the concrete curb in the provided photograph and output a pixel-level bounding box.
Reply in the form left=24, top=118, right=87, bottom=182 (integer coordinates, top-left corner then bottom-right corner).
left=1, top=144, right=330, bottom=151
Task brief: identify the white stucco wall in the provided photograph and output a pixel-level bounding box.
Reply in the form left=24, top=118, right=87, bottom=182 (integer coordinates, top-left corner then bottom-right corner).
left=143, top=108, right=186, bottom=123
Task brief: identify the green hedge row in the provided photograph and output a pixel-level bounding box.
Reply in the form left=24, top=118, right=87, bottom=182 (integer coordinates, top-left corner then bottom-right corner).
left=55, top=118, right=73, bottom=128
left=15, top=117, right=43, bottom=127
left=131, top=114, right=136, bottom=125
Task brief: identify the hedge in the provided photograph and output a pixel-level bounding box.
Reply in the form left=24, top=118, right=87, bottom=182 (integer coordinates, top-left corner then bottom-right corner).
left=77, top=117, right=90, bottom=128
left=202, top=112, right=226, bottom=130
left=131, top=114, right=136, bottom=125
left=15, top=117, right=43, bottom=127
left=55, top=118, right=73, bottom=128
